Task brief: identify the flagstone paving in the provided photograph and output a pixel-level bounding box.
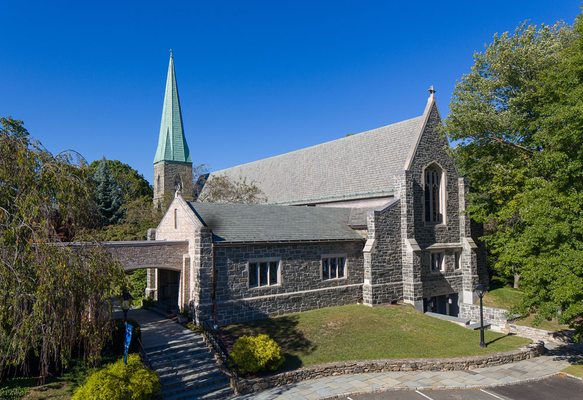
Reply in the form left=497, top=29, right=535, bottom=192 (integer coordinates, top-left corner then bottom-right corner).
left=236, top=344, right=583, bottom=400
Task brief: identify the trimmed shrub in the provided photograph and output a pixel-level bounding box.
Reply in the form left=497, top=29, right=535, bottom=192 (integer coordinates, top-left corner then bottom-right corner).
left=72, top=354, right=160, bottom=400
left=230, top=334, right=284, bottom=374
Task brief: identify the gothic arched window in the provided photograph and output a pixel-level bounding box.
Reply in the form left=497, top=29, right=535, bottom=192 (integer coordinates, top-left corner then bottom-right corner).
left=424, top=165, right=444, bottom=223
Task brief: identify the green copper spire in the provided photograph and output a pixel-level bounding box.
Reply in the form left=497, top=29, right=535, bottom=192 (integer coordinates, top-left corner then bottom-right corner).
left=154, top=51, right=192, bottom=164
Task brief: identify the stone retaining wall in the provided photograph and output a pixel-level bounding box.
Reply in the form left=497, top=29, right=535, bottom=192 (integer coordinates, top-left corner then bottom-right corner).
left=506, top=324, right=574, bottom=344
left=234, top=342, right=545, bottom=394
left=459, top=303, right=509, bottom=328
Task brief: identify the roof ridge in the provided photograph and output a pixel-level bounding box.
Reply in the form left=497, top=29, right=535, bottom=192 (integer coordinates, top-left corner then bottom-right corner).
left=210, top=115, right=424, bottom=175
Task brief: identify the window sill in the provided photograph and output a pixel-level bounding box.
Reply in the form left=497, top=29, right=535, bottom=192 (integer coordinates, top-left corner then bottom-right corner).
left=322, top=277, right=347, bottom=282
left=424, top=222, right=447, bottom=228
left=248, top=283, right=282, bottom=290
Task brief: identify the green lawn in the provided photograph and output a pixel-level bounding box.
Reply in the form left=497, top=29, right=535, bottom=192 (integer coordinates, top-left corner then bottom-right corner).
left=223, top=304, right=530, bottom=370
left=563, top=364, right=583, bottom=379
left=0, top=377, right=73, bottom=400
left=482, top=286, right=567, bottom=332
left=482, top=286, right=524, bottom=310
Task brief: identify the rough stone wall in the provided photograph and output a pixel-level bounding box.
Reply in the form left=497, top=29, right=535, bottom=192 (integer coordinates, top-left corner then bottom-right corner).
left=420, top=252, right=464, bottom=298
left=194, top=228, right=214, bottom=323
left=154, top=197, right=201, bottom=311
left=401, top=100, right=485, bottom=305
left=213, top=241, right=364, bottom=324
left=153, top=161, right=194, bottom=206
left=364, top=201, right=403, bottom=305
left=235, top=342, right=545, bottom=394
left=459, top=303, right=509, bottom=326
left=408, top=103, right=461, bottom=247
left=103, top=241, right=188, bottom=271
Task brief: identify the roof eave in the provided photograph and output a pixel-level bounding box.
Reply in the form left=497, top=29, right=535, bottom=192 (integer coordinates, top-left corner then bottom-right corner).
left=213, top=238, right=365, bottom=246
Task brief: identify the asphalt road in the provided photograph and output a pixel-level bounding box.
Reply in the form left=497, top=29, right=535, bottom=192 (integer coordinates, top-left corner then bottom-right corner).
left=346, top=374, right=583, bottom=400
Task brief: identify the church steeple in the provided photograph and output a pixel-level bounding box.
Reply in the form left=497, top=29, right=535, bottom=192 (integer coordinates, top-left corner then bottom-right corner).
left=153, top=51, right=193, bottom=206
left=154, top=51, right=192, bottom=164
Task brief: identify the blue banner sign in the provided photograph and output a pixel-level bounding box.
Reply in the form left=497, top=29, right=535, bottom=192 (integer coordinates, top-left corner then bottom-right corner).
left=124, top=322, right=133, bottom=365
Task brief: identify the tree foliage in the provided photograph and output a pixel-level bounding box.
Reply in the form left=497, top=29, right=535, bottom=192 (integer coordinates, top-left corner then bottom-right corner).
left=89, top=159, right=153, bottom=227
left=0, top=118, right=125, bottom=380
left=444, top=17, right=583, bottom=331
left=92, top=159, right=124, bottom=226
left=197, top=174, right=266, bottom=204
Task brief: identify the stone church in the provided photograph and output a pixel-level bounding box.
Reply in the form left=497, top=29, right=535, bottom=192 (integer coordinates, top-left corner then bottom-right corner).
left=146, top=54, right=488, bottom=325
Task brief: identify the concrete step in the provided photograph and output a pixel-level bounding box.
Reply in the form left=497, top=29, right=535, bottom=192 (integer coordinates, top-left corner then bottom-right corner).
left=148, top=346, right=210, bottom=363
left=468, top=322, right=491, bottom=330
left=161, top=370, right=227, bottom=390
left=425, top=311, right=471, bottom=325
left=146, top=338, right=207, bottom=356
left=198, top=386, right=234, bottom=400
left=156, top=359, right=218, bottom=378
left=162, top=377, right=230, bottom=399
left=143, top=334, right=205, bottom=351
left=150, top=356, right=217, bottom=372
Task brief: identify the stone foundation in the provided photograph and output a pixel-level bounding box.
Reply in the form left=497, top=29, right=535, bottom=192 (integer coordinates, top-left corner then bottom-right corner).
left=215, top=284, right=363, bottom=325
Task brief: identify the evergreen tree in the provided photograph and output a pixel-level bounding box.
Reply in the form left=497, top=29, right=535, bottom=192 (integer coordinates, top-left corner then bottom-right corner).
left=93, top=158, right=123, bottom=226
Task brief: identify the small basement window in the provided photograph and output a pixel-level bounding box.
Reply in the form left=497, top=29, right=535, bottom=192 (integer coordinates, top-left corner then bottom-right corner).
left=322, top=255, right=346, bottom=280
left=249, top=260, right=280, bottom=288
left=454, top=251, right=461, bottom=270
left=430, top=252, right=445, bottom=273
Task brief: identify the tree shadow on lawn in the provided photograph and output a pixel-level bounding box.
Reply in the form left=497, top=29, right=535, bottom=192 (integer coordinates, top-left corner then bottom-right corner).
left=221, top=315, right=316, bottom=371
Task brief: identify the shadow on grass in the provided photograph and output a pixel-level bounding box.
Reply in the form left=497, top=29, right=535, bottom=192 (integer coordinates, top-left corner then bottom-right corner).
left=486, top=333, right=515, bottom=347
left=222, top=315, right=316, bottom=371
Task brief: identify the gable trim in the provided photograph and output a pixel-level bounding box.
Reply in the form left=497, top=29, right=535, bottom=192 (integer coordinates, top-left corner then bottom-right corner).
left=404, top=95, right=441, bottom=171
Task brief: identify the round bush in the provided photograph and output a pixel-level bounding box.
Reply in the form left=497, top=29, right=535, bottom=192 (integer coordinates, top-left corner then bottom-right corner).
left=230, top=334, right=284, bottom=374
left=72, top=354, right=160, bottom=400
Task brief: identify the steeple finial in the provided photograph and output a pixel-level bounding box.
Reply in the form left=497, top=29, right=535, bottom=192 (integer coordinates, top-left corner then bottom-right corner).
left=169, top=48, right=173, bottom=58
left=428, top=85, right=436, bottom=100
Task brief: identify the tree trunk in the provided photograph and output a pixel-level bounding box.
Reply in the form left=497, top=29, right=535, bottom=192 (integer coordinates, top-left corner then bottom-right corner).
left=513, top=273, right=520, bottom=289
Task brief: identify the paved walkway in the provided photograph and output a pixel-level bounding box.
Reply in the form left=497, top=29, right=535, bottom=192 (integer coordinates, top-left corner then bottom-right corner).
left=129, top=308, right=233, bottom=399
left=237, top=344, right=583, bottom=400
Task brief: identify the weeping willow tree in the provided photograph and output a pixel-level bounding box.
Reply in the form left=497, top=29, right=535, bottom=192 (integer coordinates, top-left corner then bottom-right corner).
left=0, top=117, right=125, bottom=381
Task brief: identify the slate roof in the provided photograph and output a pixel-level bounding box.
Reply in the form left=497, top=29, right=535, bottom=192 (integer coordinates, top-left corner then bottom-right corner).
left=201, top=115, right=425, bottom=205
left=154, top=53, right=192, bottom=164
left=187, top=202, right=365, bottom=243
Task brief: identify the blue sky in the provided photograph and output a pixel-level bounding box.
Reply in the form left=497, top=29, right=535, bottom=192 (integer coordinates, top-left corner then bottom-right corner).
left=1, top=1, right=580, bottom=184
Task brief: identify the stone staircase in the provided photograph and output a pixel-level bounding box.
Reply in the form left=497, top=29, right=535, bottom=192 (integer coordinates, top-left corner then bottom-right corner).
left=142, top=328, right=233, bottom=399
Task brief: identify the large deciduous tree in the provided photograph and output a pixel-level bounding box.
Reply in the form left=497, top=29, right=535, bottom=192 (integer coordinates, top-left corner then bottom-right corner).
left=196, top=174, right=267, bottom=204
left=444, top=17, right=583, bottom=336
left=0, top=118, right=125, bottom=380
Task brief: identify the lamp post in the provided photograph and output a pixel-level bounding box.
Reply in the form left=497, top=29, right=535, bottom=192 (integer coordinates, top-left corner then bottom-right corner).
left=475, top=283, right=488, bottom=348
left=121, top=290, right=131, bottom=322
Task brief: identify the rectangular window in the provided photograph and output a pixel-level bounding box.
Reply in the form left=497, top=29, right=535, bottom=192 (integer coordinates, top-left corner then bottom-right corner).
left=249, top=260, right=280, bottom=288
left=174, top=208, right=178, bottom=229
left=322, top=256, right=347, bottom=280
left=454, top=251, right=461, bottom=270
left=430, top=252, right=444, bottom=273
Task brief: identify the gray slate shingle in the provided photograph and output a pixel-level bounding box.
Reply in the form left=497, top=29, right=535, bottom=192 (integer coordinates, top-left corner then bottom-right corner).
left=201, top=115, right=424, bottom=205
left=187, top=202, right=365, bottom=243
